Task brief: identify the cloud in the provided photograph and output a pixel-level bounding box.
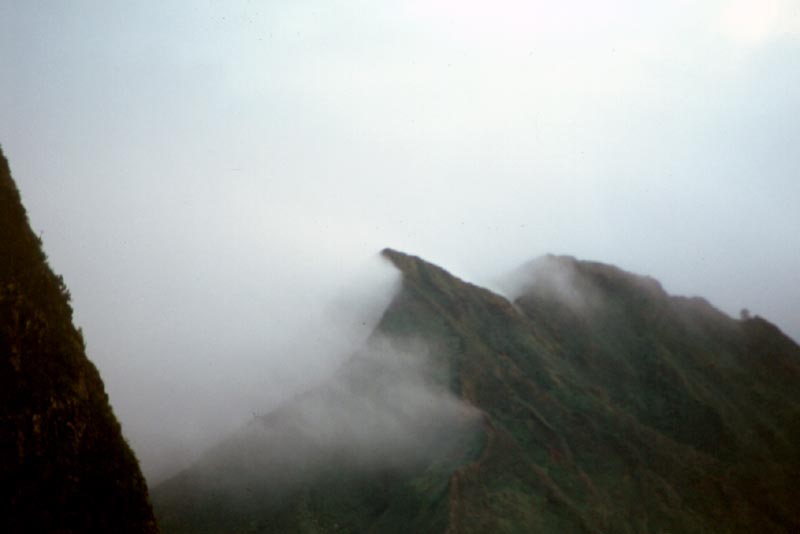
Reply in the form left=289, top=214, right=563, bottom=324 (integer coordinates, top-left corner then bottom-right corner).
left=115, top=249, right=402, bottom=483
left=168, top=334, right=481, bottom=496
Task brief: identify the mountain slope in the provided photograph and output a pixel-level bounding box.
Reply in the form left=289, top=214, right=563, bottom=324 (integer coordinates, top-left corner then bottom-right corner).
left=381, top=250, right=800, bottom=533
left=154, top=248, right=800, bottom=533
left=0, top=147, right=159, bottom=533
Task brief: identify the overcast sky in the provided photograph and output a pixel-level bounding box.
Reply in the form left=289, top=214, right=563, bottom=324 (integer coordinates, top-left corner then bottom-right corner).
left=2, top=1, right=799, bottom=480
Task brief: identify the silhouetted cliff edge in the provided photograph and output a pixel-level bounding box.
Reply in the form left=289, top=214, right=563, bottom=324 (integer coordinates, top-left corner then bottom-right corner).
left=0, top=147, right=159, bottom=534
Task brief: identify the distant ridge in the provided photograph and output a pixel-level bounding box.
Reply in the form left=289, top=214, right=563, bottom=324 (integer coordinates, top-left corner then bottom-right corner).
left=155, top=248, right=800, bottom=533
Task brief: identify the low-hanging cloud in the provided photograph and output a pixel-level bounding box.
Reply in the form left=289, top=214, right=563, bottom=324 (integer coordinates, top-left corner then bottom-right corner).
left=497, top=255, right=604, bottom=316
left=162, top=334, right=481, bottom=499
left=124, top=251, right=403, bottom=483
left=497, top=254, right=671, bottom=322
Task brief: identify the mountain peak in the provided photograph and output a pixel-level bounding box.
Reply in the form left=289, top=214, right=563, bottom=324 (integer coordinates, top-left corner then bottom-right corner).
left=512, top=254, right=667, bottom=300
left=380, top=247, right=437, bottom=273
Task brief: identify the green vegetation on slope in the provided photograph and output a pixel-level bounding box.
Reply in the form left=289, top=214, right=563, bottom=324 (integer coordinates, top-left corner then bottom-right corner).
left=155, top=248, right=800, bottom=533
left=379, top=249, right=800, bottom=533
left=0, top=147, right=159, bottom=534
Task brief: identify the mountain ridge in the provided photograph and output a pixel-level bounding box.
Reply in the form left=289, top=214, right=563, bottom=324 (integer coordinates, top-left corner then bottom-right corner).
left=155, top=248, right=800, bottom=533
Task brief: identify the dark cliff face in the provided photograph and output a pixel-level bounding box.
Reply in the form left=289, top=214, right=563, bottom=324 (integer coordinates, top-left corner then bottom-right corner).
left=154, top=248, right=800, bottom=533
left=0, top=148, right=159, bottom=534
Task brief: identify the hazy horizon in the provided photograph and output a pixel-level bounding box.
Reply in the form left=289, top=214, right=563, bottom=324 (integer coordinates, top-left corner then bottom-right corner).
left=2, top=1, right=799, bottom=480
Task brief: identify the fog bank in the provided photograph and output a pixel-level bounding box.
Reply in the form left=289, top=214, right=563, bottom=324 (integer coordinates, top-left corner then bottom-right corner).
left=2, top=0, right=799, bottom=481
left=162, top=334, right=480, bottom=499
left=129, top=252, right=401, bottom=482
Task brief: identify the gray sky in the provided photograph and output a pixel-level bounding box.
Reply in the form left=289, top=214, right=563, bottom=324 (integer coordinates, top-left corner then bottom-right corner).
left=2, top=1, right=799, bottom=480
